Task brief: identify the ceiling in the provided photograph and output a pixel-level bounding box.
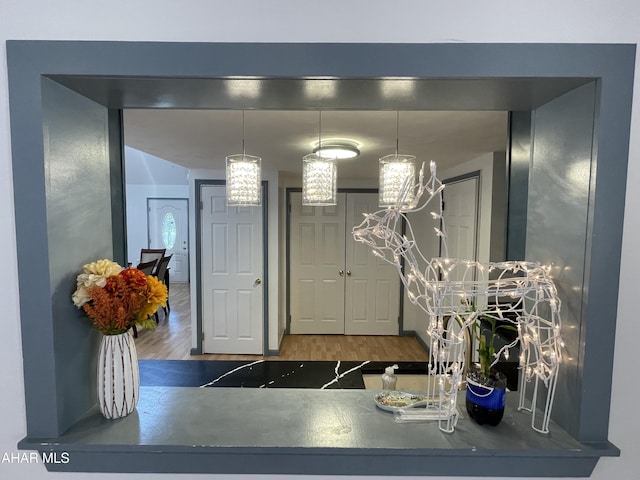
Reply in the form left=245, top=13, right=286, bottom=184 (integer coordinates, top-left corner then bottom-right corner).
left=54, top=75, right=591, bottom=180
left=123, top=109, right=509, bottom=180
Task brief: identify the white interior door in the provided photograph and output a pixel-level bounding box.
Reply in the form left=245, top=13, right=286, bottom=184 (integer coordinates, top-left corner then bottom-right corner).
left=441, top=177, right=480, bottom=357
left=148, top=198, right=189, bottom=282
left=290, top=192, right=346, bottom=334
left=441, top=177, right=479, bottom=262
left=345, top=193, right=400, bottom=335
left=201, top=185, right=263, bottom=354
left=289, top=191, right=400, bottom=335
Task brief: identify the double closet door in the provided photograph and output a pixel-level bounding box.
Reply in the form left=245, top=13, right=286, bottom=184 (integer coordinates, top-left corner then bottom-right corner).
left=289, top=192, right=400, bottom=335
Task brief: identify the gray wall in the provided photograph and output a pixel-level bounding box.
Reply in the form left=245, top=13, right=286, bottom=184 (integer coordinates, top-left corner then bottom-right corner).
left=507, top=112, right=532, bottom=261
left=42, top=78, right=114, bottom=433
left=490, top=151, right=508, bottom=262
left=526, top=82, right=597, bottom=439
left=109, top=109, right=126, bottom=265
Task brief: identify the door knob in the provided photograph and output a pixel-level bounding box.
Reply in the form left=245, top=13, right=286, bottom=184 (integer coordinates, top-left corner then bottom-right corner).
left=254, top=278, right=262, bottom=286
left=339, top=270, right=344, bottom=276
left=346, top=270, right=352, bottom=276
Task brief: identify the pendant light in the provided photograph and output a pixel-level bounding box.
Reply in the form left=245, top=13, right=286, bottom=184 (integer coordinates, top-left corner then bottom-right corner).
left=379, top=111, right=416, bottom=207
left=226, top=111, right=262, bottom=206
left=302, top=111, right=337, bottom=206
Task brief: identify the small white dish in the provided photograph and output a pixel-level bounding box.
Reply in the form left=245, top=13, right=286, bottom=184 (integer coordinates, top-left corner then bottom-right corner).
left=374, top=391, right=431, bottom=412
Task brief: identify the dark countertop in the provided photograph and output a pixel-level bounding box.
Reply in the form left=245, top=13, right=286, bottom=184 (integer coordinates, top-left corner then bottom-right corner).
left=20, top=386, right=619, bottom=476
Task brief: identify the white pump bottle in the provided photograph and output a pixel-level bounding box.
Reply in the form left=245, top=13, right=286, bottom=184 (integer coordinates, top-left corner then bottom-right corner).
left=381, top=364, right=399, bottom=390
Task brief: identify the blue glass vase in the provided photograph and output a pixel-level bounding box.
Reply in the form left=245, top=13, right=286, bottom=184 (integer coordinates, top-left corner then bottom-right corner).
left=465, top=370, right=507, bottom=426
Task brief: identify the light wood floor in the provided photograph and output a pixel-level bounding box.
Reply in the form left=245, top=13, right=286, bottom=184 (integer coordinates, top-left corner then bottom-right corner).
left=135, top=283, right=429, bottom=362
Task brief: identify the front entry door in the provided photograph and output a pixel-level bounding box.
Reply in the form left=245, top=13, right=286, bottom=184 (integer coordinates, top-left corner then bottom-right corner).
left=289, top=191, right=400, bottom=335
left=200, top=185, right=264, bottom=354
left=148, top=198, right=189, bottom=282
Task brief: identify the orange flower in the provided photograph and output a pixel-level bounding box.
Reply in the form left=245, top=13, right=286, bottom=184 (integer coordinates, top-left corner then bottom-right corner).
left=120, top=267, right=148, bottom=289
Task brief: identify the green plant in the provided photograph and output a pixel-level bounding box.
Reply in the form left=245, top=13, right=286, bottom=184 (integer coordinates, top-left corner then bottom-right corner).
left=472, top=315, right=517, bottom=379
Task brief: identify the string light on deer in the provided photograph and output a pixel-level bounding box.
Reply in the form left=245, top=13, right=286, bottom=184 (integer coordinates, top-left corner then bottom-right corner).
left=353, top=161, right=564, bottom=434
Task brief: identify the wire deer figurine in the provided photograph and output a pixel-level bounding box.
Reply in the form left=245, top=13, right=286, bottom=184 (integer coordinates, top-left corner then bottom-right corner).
left=353, top=161, right=563, bottom=433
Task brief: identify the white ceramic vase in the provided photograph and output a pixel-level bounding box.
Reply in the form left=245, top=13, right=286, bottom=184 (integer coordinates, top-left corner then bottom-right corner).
left=97, top=331, right=139, bottom=419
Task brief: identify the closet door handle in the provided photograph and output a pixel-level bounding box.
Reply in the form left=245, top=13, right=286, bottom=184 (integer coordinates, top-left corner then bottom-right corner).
left=346, top=270, right=352, bottom=276
left=339, top=270, right=344, bottom=276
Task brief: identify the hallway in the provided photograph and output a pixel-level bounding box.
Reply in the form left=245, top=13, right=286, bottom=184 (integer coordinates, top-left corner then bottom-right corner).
left=134, top=283, right=429, bottom=362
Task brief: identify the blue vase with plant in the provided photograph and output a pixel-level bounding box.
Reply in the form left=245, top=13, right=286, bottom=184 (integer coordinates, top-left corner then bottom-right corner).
left=466, top=316, right=516, bottom=426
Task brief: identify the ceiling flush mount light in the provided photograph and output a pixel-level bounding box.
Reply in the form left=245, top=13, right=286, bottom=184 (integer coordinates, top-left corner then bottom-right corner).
left=226, top=111, right=262, bottom=206
left=379, top=111, right=416, bottom=207
left=303, top=112, right=337, bottom=206
left=313, top=142, right=360, bottom=160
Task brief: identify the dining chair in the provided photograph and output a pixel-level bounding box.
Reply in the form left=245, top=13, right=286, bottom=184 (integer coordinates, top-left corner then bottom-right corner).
left=135, top=259, right=157, bottom=275
left=139, top=248, right=166, bottom=274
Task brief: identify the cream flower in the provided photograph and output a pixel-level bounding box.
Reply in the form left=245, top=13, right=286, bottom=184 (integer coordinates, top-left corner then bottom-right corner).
left=71, top=286, right=90, bottom=307
left=83, top=259, right=123, bottom=278
left=72, top=259, right=122, bottom=307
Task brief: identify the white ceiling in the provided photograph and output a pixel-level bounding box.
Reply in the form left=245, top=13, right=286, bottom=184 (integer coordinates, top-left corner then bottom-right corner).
left=123, top=109, right=508, bottom=180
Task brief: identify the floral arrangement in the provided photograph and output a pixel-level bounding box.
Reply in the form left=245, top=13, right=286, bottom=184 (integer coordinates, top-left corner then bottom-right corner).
left=72, top=259, right=168, bottom=335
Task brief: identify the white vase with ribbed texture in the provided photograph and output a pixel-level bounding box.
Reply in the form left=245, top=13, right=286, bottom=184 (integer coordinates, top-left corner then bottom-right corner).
left=97, top=331, right=139, bottom=419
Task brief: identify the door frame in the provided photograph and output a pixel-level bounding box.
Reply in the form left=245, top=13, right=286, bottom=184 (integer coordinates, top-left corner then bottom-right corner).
left=146, top=197, right=190, bottom=282
left=193, top=179, right=269, bottom=355
left=285, top=187, right=406, bottom=335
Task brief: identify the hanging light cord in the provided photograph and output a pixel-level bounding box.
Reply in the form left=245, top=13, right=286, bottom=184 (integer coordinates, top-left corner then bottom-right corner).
left=318, top=110, right=322, bottom=153
left=396, top=110, right=400, bottom=155
left=242, top=110, right=246, bottom=155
